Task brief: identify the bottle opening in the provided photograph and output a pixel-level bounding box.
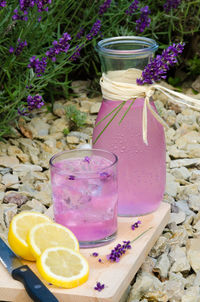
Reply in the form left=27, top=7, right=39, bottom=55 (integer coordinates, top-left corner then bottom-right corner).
left=96, top=36, right=158, bottom=58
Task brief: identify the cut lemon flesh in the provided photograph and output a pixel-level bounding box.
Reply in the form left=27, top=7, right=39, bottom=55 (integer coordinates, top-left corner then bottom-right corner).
left=27, top=222, right=79, bottom=259
left=37, top=246, right=89, bottom=288
left=8, top=211, right=52, bottom=261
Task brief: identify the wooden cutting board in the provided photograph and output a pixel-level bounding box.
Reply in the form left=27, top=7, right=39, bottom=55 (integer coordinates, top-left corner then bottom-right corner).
left=0, top=202, right=170, bottom=302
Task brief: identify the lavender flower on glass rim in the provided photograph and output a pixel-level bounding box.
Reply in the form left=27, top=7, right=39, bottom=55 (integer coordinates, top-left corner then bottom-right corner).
left=27, top=94, right=44, bottom=111
left=136, top=5, right=151, bottom=33
left=163, top=0, right=181, bottom=12
left=28, top=56, right=47, bottom=77
left=0, top=0, right=6, bottom=9
left=125, top=0, right=139, bottom=15
left=99, top=0, right=112, bottom=16
left=137, top=42, right=185, bottom=85
left=86, top=19, right=101, bottom=41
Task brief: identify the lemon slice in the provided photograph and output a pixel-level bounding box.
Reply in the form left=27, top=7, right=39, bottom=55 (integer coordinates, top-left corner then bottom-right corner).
left=37, top=246, right=89, bottom=288
left=27, top=222, right=79, bottom=259
left=8, top=211, right=52, bottom=261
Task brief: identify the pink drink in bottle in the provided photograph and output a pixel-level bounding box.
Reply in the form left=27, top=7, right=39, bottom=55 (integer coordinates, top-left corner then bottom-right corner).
left=93, top=98, right=166, bottom=216
left=93, top=37, right=166, bottom=216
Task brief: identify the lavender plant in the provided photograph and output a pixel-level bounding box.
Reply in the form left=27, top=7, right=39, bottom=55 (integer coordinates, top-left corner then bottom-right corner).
left=0, top=0, right=200, bottom=140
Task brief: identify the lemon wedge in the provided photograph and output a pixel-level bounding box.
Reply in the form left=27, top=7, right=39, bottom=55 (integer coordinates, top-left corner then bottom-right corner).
left=8, top=211, right=52, bottom=261
left=27, top=222, right=79, bottom=259
left=37, top=246, right=89, bottom=288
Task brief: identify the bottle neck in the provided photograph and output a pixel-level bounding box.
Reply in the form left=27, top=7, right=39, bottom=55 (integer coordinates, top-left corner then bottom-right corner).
left=96, top=36, right=158, bottom=73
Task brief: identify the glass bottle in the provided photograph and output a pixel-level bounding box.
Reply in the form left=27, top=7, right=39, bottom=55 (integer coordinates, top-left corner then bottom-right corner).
left=92, top=36, right=166, bottom=216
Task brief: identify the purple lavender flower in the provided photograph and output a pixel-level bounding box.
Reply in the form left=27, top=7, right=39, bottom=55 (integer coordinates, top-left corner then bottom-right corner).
left=26, top=85, right=33, bottom=89
left=68, top=175, right=75, bottom=180
left=9, top=47, right=15, bottom=53
left=99, top=0, right=112, bottom=16
left=92, top=252, right=98, bottom=257
left=69, top=45, right=83, bottom=62
left=137, top=42, right=185, bottom=85
left=17, top=107, right=28, bottom=116
left=76, top=27, right=84, bottom=39
left=100, top=171, right=110, bottom=181
left=19, top=0, right=35, bottom=11
left=86, top=19, right=101, bottom=41
left=10, top=39, right=27, bottom=56
left=107, top=241, right=131, bottom=262
left=28, top=56, right=47, bottom=77
left=94, top=282, right=105, bottom=292
left=136, top=6, right=151, bottom=32
left=12, top=9, right=28, bottom=21
left=83, top=156, right=91, bottom=163
left=36, top=0, right=51, bottom=12
left=131, top=220, right=141, bottom=230
left=0, top=0, right=6, bottom=9
left=125, top=0, right=139, bottom=15
left=163, top=0, right=181, bottom=12
left=27, top=94, right=44, bottom=111
left=46, top=32, right=71, bottom=61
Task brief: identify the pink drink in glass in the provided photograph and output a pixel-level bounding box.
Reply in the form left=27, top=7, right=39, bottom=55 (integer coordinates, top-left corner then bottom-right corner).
left=93, top=98, right=166, bottom=216
left=50, top=149, right=118, bottom=247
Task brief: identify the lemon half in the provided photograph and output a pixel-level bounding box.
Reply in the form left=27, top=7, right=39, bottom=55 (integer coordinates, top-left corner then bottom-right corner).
left=37, top=246, right=89, bottom=288
left=8, top=211, right=52, bottom=261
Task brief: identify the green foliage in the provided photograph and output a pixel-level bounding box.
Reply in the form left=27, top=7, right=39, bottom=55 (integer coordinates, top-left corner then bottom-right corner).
left=168, top=76, right=182, bottom=87
left=0, top=0, right=200, bottom=140
left=66, top=105, right=87, bottom=130
left=63, top=128, right=70, bottom=136
left=187, top=55, right=200, bottom=76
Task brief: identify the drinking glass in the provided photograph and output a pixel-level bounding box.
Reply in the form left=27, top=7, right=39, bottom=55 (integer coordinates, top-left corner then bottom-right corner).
left=49, top=149, right=118, bottom=248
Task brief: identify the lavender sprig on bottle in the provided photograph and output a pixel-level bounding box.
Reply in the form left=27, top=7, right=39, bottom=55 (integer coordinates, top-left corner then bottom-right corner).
left=137, top=42, right=185, bottom=85
left=163, top=0, right=181, bottom=12
left=136, top=6, right=151, bottom=32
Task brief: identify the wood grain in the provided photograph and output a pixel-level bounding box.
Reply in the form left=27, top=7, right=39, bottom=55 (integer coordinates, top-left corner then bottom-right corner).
left=0, top=202, right=170, bottom=302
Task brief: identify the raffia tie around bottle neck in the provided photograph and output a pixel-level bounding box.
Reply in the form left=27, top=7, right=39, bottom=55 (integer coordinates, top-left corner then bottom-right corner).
left=100, top=68, right=200, bottom=145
